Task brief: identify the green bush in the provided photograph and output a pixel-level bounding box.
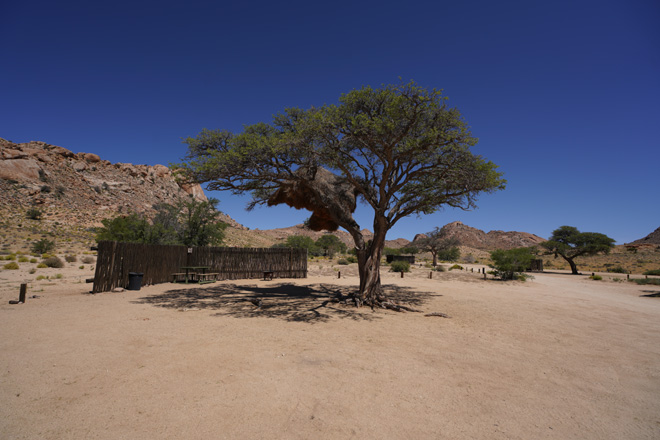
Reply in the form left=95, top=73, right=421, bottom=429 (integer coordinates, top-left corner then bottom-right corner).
left=30, top=258, right=38, bottom=263
left=337, top=258, right=350, bottom=265
left=489, top=247, right=535, bottom=281
left=36, top=275, right=47, bottom=280
left=29, top=268, right=36, bottom=274
left=18, top=256, right=29, bottom=263
left=5, top=254, right=16, bottom=260
left=390, top=260, right=411, bottom=272
left=589, top=274, right=603, bottom=280
left=64, top=255, right=77, bottom=263
left=79, top=265, right=85, bottom=269
left=438, top=247, right=461, bottom=262
left=606, top=266, right=626, bottom=273
left=3, top=262, right=19, bottom=270
left=629, top=278, right=660, bottom=286
left=55, top=273, right=63, bottom=279
left=31, top=238, right=56, bottom=255
left=449, top=264, right=464, bottom=271
left=42, top=256, right=64, bottom=268
left=643, top=269, right=660, bottom=276
left=26, top=208, right=43, bottom=220
left=36, top=263, right=48, bottom=268
left=434, top=265, right=446, bottom=272
left=346, top=256, right=357, bottom=264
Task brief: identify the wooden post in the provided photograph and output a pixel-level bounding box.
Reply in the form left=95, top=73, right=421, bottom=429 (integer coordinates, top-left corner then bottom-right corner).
left=19, top=283, right=27, bottom=303
left=483, top=272, right=487, bottom=280
left=338, top=271, right=341, bottom=279
left=401, top=271, right=404, bottom=278
left=627, top=274, right=630, bottom=280
left=429, top=271, right=432, bottom=279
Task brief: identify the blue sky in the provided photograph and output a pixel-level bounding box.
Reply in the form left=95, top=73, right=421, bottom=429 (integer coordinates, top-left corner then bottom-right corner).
left=2, top=0, right=658, bottom=244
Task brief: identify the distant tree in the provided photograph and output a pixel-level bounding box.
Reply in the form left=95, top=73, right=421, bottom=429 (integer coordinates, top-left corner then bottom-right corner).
left=31, top=238, right=56, bottom=255
left=489, top=247, right=536, bottom=280
left=179, top=81, right=505, bottom=307
left=26, top=207, right=43, bottom=220
left=175, top=197, right=226, bottom=247
left=315, top=234, right=347, bottom=257
left=96, top=213, right=152, bottom=244
left=280, top=235, right=322, bottom=256
left=541, top=226, right=615, bottom=274
left=416, top=227, right=460, bottom=266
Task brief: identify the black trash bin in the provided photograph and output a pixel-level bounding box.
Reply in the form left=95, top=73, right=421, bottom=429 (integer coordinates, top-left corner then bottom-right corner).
left=127, top=272, right=144, bottom=291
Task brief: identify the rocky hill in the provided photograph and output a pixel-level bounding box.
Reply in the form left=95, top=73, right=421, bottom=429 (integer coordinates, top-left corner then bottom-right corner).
left=628, top=227, right=660, bottom=246
left=0, top=137, right=242, bottom=228
left=413, top=221, right=546, bottom=250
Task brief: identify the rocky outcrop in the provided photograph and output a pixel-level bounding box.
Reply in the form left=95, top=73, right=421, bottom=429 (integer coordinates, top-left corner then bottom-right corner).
left=628, top=227, right=660, bottom=246
left=413, top=221, right=546, bottom=250
left=0, top=137, right=214, bottom=227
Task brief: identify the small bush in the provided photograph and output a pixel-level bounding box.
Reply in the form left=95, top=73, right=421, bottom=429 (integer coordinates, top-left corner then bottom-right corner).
left=589, top=274, right=603, bottom=280
left=30, top=258, right=38, bottom=263
left=5, top=254, right=16, bottom=260
left=643, top=269, right=660, bottom=276
left=64, top=254, right=77, bottom=263
left=79, top=265, right=85, bottom=269
left=629, top=278, right=660, bottom=286
left=81, top=256, right=95, bottom=264
left=42, top=256, right=64, bottom=268
left=3, top=262, right=19, bottom=270
left=346, top=256, right=357, bottom=264
left=434, top=265, right=446, bottom=272
left=26, top=208, right=43, bottom=220
left=390, top=260, right=411, bottom=272
left=55, top=273, right=63, bottom=279
left=37, top=263, right=48, bottom=268
left=32, top=238, right=56, bottom=255
left=18, top=256, right=29, bottom=263
left=29, top=268, right=36, bottom=274
left=40, top=185, right=51, bottom=193
left=337, top=259, right=349, bottom=265
left=606, top=266, right=626, bottom=274
left=449, top=264, right=463, bottom=271
left=36, top=275, right=47, bottom=280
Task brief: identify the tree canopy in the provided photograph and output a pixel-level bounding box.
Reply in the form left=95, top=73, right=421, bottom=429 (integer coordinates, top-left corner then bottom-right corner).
left=179, top=81, right=505, bottom=307
left=541, top=226, right=615, bottom=274
left=416, top=227, right=460, bottom=266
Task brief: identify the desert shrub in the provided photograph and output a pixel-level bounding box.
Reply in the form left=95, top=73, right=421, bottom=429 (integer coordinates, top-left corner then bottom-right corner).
left=629, top=278, right=660, bottom=286
left=434, top=265, right=446, bottom=272
left=26, top=208, right=43, bottom=220
left=30, top=258, right=38, bottom=263
left=79, top=265, right=85, bottom=269
left=42, top=256, right=64, bottom=268
left=589, top=274, right=603, bottom=280
left=81, top=256, right=95, bottom=264
left=390, top=260, right=410, bottom=272
left=64, top=254, right=77, bottom=263
left=346, top=256, right=357, bottom=264
left=463, top=253, right=476, bottom=264
left=40, top=185, right=51, bottom=193
left=449, top=264, right=464, bottom=271
left=55, top=273, right=63, bottom=279
left=337, top=258, right=350, bottom=265
left=36, top=275, right=47, bottom=280
left=3, top=262, right=19, bottom=270
left=37, top=263, right=48, bottom=268
left=18, top=256, right=29, bottom=262
left=606, top=266, right=626, bottom=273
left=31, top=238, right=55, bottom=255
left=5, top=254, right=16, bottom=260
left=643, top=269, right=660, bottom=276
left=29, top=268, right=36, bottom=274
left=438, top=247, right=461, bottom=262
left=489, top=247, right=535, bottom=280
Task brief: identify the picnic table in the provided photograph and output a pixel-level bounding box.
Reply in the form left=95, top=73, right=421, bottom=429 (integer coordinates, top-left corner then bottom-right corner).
left=173, top=266, right=213, bottom=284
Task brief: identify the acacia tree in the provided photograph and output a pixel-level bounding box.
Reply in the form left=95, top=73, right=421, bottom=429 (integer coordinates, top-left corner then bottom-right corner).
left=178, top=81, right=505, bottom=308
left=541, top=226, right=615, bottom=274
left=416, top=227, right=460, bottom=266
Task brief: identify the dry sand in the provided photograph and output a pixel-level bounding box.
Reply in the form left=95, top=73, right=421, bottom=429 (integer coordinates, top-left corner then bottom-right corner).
left=1, top=263, right=659, bottom=439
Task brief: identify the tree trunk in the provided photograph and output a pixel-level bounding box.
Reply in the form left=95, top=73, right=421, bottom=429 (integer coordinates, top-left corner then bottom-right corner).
left=431, top=251, right=438, bottom=267
left=567, top=258, right=579, bottom=275
left=355, top=216, right=388, bottom=306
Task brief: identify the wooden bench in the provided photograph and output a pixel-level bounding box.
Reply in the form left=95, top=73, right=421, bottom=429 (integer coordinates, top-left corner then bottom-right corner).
left=172, top=272, right=191, bottom=283
left=197, top=273, right=219, bottom=284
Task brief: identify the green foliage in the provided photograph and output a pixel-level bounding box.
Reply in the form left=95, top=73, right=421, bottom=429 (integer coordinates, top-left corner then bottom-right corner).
left=643, top=269, right=660, bottom=276
left=438, top=247, right=461, bottom=262
left=36, top=275, right=47, bottom=280
left=55, top=273, right=63, bottom=279
left=630, top=278, right=660, bottom=286
left=31, top=238, right=55, bottom=254
left=434, top=265, right=446, bottom=272
left=541, top=226, right=615, bottom=274
left=5, top=254, right=16, bottom=260
left=64, top=255, right=77, bottom=263
left=96, top=198, right=226, bottom=247
left=3, top=262, right=19, bottom=270
left=390, top=260, right=410, bottom=272
left=337, top=258, right=350, bottom=265
left=489, top=247, right=536, bottom=280
left=606, top=266, right=626, bottom=273
left=36, top=263, right=48, bottom=268
left=315, top=234, right=347, bottom=257
left=449, top=264, right=464, bottom=271
left=416, top=227, right=460, bottom=265
left=346, top=256, right=357, bottom=264
left=589, top=274, right=603, bottom=280
left=18, top=256, right=29, bottom=263
left=26, top=208, right=43, bottom=220
left=42, top=256, right=64, bottom=268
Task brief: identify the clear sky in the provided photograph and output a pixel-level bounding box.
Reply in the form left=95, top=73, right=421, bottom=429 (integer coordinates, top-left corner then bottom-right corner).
left=2, top=0, right=658, bottom=244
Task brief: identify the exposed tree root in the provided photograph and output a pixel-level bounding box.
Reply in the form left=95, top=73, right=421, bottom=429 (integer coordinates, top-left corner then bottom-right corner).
left=424, top=312, right=451, bottom=318
left=379, top=301, right=423, bottom=312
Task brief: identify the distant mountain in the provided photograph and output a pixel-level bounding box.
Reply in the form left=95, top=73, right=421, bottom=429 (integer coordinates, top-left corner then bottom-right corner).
left=413, top=221, right=546, bottom=251
left=628, top=227, right=660, bottom=246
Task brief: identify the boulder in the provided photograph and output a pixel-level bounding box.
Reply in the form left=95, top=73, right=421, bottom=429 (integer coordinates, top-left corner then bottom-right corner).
left=0, top=158, right=42, bottom=181
left=82, top=153, right=101, bottom=163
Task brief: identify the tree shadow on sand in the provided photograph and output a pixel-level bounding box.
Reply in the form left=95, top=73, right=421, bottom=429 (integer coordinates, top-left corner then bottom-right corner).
left=640, top=290, right=660, bottom=298
left=133, top=283, right=437, bottom=323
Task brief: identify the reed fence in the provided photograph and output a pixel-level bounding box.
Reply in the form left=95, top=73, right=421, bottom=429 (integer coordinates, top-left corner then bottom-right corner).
left=92, top=241, right=307, bottom=293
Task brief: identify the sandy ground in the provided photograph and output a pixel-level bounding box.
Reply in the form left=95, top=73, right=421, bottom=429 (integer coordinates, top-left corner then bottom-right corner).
left=1, top=263, right=660, bottom=439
